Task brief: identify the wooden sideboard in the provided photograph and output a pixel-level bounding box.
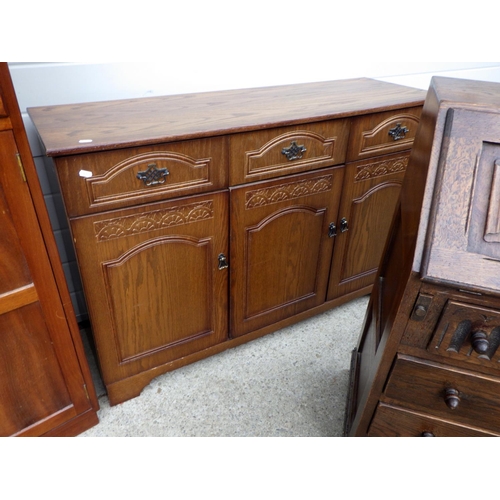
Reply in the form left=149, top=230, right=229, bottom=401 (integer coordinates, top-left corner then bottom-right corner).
left=345, top=77, right=500, bottom=437
left=0, top=63, right=99, bottom=436
left=28, top=79, right=425, bottom=405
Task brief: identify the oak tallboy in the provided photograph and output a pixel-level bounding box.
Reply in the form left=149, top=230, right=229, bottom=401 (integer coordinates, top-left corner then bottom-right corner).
left=29, top=79, right=425, bottom=405
left=0, top=63, right=99, bottom=436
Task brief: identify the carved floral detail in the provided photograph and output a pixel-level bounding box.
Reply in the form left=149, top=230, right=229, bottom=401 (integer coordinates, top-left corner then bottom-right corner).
left=245, top=175, right=333, bottom=209
left=94, top=201, right=213, bottom=241
left=355, top=156, right=409, bottom=181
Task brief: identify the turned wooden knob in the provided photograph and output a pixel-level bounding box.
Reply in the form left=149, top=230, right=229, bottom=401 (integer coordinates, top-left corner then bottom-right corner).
left=444, top=388, right=461, bottom=410
left=471, top=330, right=489, bottom=354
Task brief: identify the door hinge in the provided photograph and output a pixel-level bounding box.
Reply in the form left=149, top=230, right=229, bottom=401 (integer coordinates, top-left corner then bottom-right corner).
left=16, top=153, right=27, bottom=182
left=83, top=383, right=90, bottom=401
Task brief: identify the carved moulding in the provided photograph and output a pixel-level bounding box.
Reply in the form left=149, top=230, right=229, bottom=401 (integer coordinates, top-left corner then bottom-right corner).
left=93, top=200, right=214, bottom=242
left=354, top=155, right=408, bottom=182
left=245, top=174, right=333, bottom=209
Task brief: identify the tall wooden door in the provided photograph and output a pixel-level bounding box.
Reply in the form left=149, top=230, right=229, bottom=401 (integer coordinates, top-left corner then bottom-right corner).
left=230, top=167, right=344, bottom=338
left=0, top=63, right=98, bottom=436
left=327, top=152, right=410, bottom=300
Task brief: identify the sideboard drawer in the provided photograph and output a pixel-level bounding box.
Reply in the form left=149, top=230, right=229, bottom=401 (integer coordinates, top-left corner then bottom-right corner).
left=368, top=403, right=496, bottom=436
left=229, top=119, right=349, bottom=185
left=347, top=107, right=422, bottom=162
left=54, top=136, right=229, bottom=217
left=384, top=355, right=500, bottom=433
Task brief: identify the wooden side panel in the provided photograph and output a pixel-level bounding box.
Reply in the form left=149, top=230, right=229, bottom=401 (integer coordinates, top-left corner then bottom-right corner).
left=230, top=167, right=344, bottom=338
left=0, top=304, right=74, bottom=436
left=0, top=129, right=95, bottom=436
left=0, top=185, right=32, bottom=295
left=0, top=176, right=74, bottom=436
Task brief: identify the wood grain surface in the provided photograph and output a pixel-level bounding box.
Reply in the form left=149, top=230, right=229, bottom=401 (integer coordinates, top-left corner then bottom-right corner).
left=28, top=78, right=425, bottom=156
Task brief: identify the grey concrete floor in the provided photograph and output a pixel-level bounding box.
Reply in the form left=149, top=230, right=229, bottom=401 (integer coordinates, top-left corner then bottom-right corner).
left=79, top=296, right=369, bottom=437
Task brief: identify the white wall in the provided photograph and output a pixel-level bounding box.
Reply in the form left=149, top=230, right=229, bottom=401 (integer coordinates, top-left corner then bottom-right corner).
left=10, top=62, right=500, bottom=112
left=8, top=61, right=500, bottom=320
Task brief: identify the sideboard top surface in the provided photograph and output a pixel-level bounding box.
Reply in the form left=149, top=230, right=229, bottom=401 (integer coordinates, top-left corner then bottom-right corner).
left=27, top=78, right=426, bottom=157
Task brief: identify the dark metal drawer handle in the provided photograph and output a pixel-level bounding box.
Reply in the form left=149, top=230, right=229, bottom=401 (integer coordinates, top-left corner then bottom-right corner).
left=388, top=123, right=409, bottom=141
left=218, top=253, right=229, bottom=270
left=281, top=141, right=306, bottom=161
left=137, top=163, right=170, bottom=186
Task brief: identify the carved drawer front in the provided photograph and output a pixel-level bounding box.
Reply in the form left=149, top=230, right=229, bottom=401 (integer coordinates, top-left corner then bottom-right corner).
left=368, top=403, right=496, bottom=436
left=347, top=106, right=422, bottom=162
left=427, top=300, right=500, bottom=370
left=384, top=355, right=500, bottom=434
left=229, top=120, right=349, bottom=185
left=54, top=136, right=228, bottom=217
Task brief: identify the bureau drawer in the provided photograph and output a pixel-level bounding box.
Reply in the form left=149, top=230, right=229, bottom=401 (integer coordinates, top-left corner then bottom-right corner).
left=368, top=403, right=496, bottom=436
left=427, top=299, right=500, bottom=369
left=347, top=106, right=422, bottom=162
left=229, top=120, right=349, bottom=185
left=54, top=136, right=228, bottom=216
left=384, top=355, right=500, bottom=433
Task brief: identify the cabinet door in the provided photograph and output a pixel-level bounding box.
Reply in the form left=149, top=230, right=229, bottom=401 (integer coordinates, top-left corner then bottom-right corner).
left=70, top=191, right=229, bottom=388
left=230, top=167, right=344, bottom=338
left=327, top=152, right=409, bottom=301
left=0, top=131, right=95, bottom=436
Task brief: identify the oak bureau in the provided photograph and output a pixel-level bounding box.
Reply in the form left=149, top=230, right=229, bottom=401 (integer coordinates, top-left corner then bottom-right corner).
left=28, top=79, right=425, bottom=405
left=345, top=77, right=500, bottom=437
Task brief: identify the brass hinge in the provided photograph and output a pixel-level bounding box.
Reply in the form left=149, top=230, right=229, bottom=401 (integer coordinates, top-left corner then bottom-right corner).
left=83, top=383, right=90, bottom=401
left=16, top=153, right=26, bottom=182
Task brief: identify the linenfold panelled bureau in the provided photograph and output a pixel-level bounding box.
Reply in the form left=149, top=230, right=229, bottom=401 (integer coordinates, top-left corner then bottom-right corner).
left=28, top=79, right=425, bottom=405
left=345, top=77, right=500, bottom=437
